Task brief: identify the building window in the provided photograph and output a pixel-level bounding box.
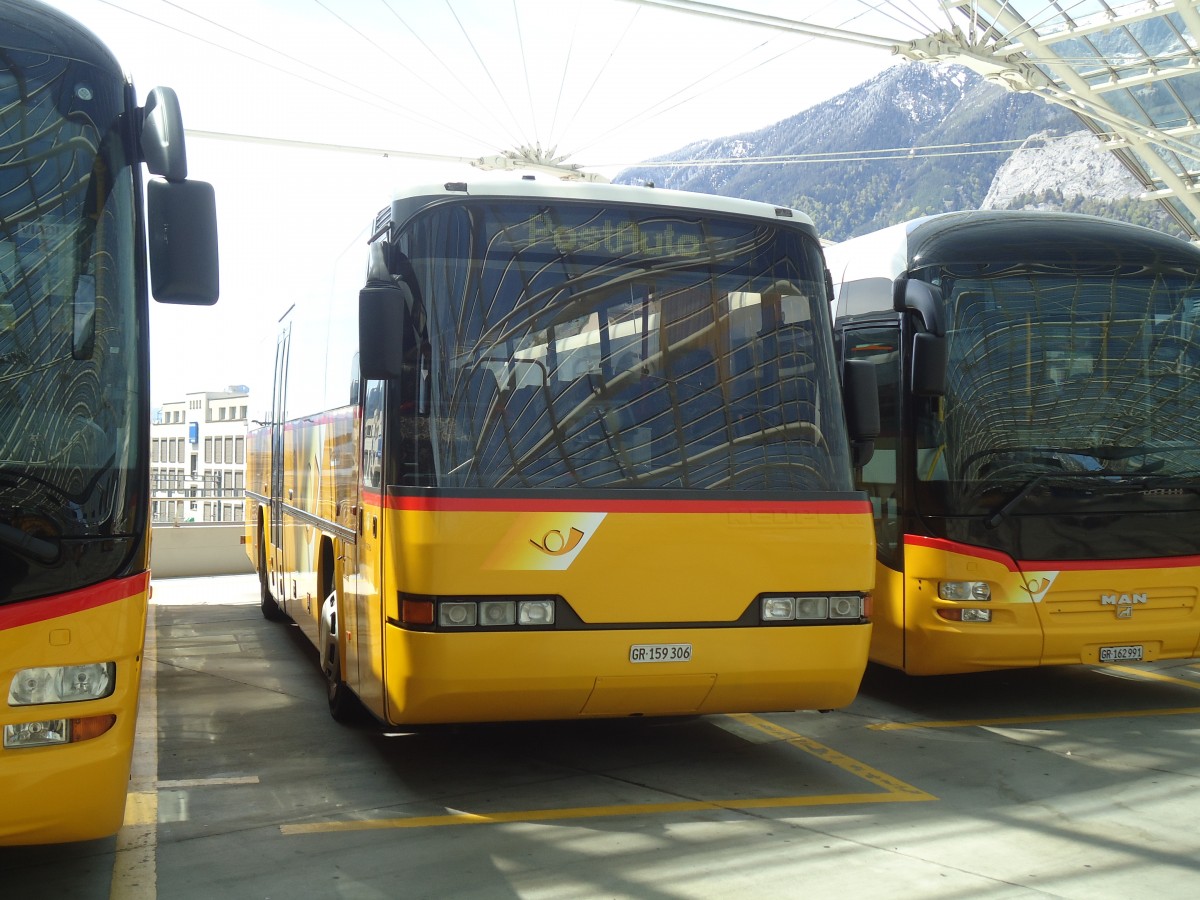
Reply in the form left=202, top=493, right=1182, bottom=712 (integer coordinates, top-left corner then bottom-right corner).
left=235, top=436, right=245, bottom=464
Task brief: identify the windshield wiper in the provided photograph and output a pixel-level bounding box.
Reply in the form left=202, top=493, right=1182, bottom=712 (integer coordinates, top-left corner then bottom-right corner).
left=0, top=520, right=59, bottom=564
left=985, top=473, right=1051, bottom=528
left=983, top=456, right=1177, bottom=527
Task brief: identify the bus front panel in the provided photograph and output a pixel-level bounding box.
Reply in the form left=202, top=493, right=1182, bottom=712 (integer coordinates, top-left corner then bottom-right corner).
left=0, top=575, right=147, bottom=844
left=376, top=499, right=874, bottom=725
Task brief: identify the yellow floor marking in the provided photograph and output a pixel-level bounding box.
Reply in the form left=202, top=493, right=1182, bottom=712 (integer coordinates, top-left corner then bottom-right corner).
left=281, top=791, right=926, bottom=834
left=110, top=599, right=158, bottom=900
left=282, top=712, right=934, bottom=835
left=1106, top=664, right=1200, bottom=691
left=871, top=707, right=1200, bottom=731
left=158, top=776, right=260, bottom=789
left=873, top=665, right=1200, bottom=731
left=731, top=713, right=934, bottom=800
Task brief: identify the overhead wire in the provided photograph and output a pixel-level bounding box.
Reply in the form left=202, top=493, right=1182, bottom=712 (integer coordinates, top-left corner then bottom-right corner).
left=106, top=0, right=1157, bottom=187
left=511, top=0, right=541, bottom=151
left=567, top=0, right=902, bottom=160
left=851, top=0, right=941, bottom=35
left=546, top=6, right=582, bottom=152
left=441, top=0, right=530, bottom=150
left=376, top=0, right=522, bottom=150
left=552, top=3, right=644, bottom=155
left=126, top=0, right=501, bottom=154
left=309, top=0, right=519, bottom=151
left=594, top=134, right=1073, bottom=169
left=566, top=36, right=781, bottom=158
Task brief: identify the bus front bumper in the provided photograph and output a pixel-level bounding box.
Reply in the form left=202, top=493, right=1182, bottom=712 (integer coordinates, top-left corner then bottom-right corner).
left=0, top=721, right=134, bottom=845
left=381, top=623, right=872, bottom=726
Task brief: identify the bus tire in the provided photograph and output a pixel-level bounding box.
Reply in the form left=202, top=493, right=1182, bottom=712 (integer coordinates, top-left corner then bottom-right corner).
left=319, top=591, right=367, bottom=725
left=259, top=534, right=286, bottom=622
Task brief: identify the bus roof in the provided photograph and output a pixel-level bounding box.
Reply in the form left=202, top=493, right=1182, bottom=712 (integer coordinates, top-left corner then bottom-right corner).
left=0, top=0, right=124, bottom=79
left=827, top=209, right=1200, bottom=283
left=385, top=176, right=816, bottom=229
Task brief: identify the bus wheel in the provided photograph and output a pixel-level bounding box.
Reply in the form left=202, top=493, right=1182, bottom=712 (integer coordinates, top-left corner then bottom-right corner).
left=319, top=591, right=364, bottom=724
left=259, top=538, right=286, bottom=622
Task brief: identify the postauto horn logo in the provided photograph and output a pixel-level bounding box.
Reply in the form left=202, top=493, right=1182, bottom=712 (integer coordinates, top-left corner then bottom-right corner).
left=485, top=513, right=606, bottom=571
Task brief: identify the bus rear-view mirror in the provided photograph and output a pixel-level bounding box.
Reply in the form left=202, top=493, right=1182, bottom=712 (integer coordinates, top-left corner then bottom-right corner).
left=911, top=332, right=948, bottom=396
left=843, top=358, right=879, bottom=468
left=359, top=281, right=411, bottom=380
left=147, top=179, right=219, bottom=305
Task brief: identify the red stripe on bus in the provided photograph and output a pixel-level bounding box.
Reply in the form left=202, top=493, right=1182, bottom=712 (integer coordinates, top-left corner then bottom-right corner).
left=905, top=534, right=1200, bottom=572
left=1025, top=555, right=1200, bottom=571
left=905, top=535, right=1020, bottom=571
left=0, top=572, right=149, bottom=631
left=374, top=495, right=871, bottom=514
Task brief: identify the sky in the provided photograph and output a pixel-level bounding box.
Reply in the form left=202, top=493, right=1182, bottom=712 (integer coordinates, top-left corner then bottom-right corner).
left=40, top=0, right=956, bottom=405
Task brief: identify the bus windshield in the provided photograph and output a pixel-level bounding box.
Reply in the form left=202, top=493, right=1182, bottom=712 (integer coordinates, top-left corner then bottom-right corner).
left=394, top=199, right=849, bottom=492
left=915, top=261, right=1200, bottom=516
left=0, top=43, right=142, bottom=601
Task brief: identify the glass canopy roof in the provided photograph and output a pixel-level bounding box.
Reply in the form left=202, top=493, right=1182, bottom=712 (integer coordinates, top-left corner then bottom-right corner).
left=941, top=1, right=1200, bottom=240
left=627, top=0, right=1200, bottom=240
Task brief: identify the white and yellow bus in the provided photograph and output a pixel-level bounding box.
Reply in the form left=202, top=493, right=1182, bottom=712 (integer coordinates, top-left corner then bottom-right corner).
left=246, top=177, right=879, bottom=726
left=0, top=0, right=218, bottom=844
left=827, top=210, right=1200, bottom=675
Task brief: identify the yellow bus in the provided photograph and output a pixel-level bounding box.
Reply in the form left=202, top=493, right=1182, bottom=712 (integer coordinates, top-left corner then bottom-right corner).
left=0, top=0, right=218, bottom=844
left=827, top=210, right=1200, bottom=675
left=246, top=177, right=879, bottom=727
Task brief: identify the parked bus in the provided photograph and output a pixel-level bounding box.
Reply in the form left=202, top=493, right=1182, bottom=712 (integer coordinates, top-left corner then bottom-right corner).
left=827, top=210, right=1200, bottom=675
left=0, top=0, right=218, bottom=844
left=246, top=177, right=879, bottom=727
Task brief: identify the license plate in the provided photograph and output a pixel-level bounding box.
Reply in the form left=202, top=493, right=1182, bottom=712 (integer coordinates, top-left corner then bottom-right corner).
left=1100, top=644, right=1143, bottom=662
left=629, top=643, right=692, bottom=663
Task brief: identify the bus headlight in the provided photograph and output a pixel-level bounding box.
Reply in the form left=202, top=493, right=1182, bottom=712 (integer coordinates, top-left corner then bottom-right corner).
left=8, top=663, right=115, bottom=706
left=518, top=599, right=555, bottom=626
left=409, top=594, right=559, bottom=630
left=761, top=596, right=797, bottom=620
left=829, top=595, right=863, bottom=619
left=479, top=600, right=517, bottom=626
left=3, top=714, right=117, bottom=749
left=3, top=719, right=68, bottom=747
left=795, top=596, right=830, bottom=620
left=938, top=581, right=991, bottom=602
left=438, top=602, right=477, bottom=628
left=759, top=594, right=866, bottom=623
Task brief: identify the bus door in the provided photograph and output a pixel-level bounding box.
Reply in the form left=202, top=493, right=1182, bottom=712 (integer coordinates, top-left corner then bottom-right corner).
left=269, top=323, right=291, bottom=599
left=842, top=321, right=906, bottom=668
left=348, top=377, right=387, bottom=717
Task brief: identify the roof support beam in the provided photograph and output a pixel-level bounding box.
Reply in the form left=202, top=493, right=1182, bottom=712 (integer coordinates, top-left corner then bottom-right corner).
left=952, top=2, right=1190, bottom=51
left=966, top=0, right=1200, bottom=238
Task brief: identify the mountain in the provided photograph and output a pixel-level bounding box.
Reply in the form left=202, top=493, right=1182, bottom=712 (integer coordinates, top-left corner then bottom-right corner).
left=614, top=62, right=1181, bottom=240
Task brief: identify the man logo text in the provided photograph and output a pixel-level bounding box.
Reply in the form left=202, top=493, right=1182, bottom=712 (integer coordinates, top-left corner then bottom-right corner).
left=1101, top=593, right=1147, bottom=606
